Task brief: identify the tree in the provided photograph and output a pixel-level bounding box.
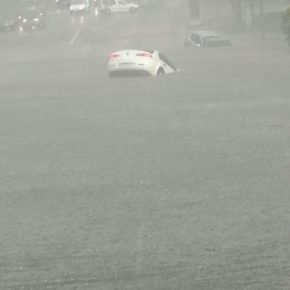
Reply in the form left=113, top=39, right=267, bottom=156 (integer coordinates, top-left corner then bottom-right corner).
left=281, top=6, right=290, bottom=45
left=188, top=0, right=200, bottom=19
left=230, top=0, right=243, bottom=27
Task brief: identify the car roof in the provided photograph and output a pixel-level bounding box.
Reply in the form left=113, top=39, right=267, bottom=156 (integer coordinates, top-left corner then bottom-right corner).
left=111, top=49, right=157, bottom=55
left=190, top=30, right=219, bottom=37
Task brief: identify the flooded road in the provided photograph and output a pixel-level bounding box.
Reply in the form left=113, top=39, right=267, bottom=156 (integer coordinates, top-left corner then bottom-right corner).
left=1, top=8, right=290, bottom=290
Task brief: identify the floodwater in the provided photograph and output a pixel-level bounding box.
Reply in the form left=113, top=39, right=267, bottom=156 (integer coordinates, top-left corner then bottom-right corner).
left=1, top=6, right=290, bottom=290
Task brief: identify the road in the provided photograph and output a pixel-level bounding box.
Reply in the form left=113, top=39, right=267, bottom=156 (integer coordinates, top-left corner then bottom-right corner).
left=0, top=8, right=290, bottom=290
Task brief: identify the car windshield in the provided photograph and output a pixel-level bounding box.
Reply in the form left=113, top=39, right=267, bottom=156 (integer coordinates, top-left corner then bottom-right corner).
left=159, top=53, right=177, bottom=70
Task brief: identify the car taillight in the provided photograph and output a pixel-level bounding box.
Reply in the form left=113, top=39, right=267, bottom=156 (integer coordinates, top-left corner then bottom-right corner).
left=110, top=53, right=120, bottom=59
left=136, top=52, right=152, bottom=58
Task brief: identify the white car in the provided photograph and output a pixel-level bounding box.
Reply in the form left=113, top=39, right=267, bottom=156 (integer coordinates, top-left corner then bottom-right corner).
left=108, top=49, right=178, bottom=77
left=70, top=0, right=90, bottom=14
left=100, top=0, right=139, bottom=13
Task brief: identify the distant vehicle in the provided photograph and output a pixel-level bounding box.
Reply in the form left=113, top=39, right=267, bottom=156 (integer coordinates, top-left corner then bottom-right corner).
left=0, top=18, right=18, bottom=32
left=100, top=0, right=139, bottom=13
left=55, top=0, right=71, bottom=9
left=70, top=0, right=90, bottom=14
left=131, top=0, right=164, bottom=10
left=108, top=49, right=178, bottom=77
left=17, top=9, right=46, bottom=31
left=184, top=30, right=232, bottom=48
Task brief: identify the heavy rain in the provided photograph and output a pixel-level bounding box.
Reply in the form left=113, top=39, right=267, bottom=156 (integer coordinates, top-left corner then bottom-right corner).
left=0, top=0, right=290, bottom=289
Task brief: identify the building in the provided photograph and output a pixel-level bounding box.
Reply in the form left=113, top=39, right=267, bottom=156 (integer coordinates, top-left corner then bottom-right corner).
left=188, top=0, right=290, bottom=29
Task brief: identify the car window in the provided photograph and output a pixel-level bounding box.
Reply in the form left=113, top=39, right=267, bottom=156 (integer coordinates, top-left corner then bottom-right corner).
left=143, top=49, right=154, bottom=54
left=191, top=33, right=201, bottom=44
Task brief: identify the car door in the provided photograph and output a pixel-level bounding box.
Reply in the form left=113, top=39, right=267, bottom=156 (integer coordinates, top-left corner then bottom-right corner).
left=158, top=53, right=176, bottom=74
left=190, top=33, right=202, bottom=47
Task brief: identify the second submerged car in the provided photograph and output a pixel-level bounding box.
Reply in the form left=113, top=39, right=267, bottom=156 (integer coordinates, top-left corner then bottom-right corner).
left=184, top=30, right=232, bottom=48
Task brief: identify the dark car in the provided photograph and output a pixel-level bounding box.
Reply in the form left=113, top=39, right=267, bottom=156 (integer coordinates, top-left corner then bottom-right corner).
left=17, top=9, right=46, bottom=32
left=184, top=30, right=232, bottom=48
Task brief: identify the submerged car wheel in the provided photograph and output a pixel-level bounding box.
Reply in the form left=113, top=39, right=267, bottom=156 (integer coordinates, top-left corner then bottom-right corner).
left=157, top=67, right=164, bottom=76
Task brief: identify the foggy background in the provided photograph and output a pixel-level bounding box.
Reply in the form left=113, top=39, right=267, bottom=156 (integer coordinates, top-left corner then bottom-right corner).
left=1, top=0, right=290, bottom=289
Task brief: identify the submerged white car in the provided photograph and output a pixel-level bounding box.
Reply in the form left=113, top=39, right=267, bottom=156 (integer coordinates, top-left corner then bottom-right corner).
left=108, top=49, right=178, bottom=77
